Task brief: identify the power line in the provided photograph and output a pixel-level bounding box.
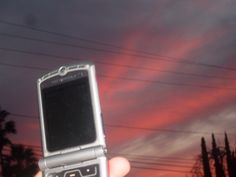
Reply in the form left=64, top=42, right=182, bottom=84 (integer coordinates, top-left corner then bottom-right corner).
left=127, top=157, right=194, bottom=166
left=24, top=145, right=41, bottom=150
left=132, top=165, right=191, bottom=173
left=1, top=49, right=236, bottom=91
left=105, top=124, right=209, bottom=135
left=13, top=144, right=194, bottom=165
left=106, top=124, right=236, bottom=136
left=0, top=19, right=149, bottom=54
left=0, top=32, right=156, bottom=59
left=3, top=147, right=191, bottom=174
left=3, top=144, right=202, bottom=175
left=99, top=74, right=236, bottom=91
left=0, top=47, right=82, bottom=62
left=11, top=113, right=40, bottom=120
left=109, top=152, right=195, bottom=161
left=5, top=145, right=194, bottom=170
left=15, top=148, right=194, bottom=167
left=9, top=113, right=236, bottom=135
left=130, top=160, right=193, bottom=169
left=6, top=143, right=195, bottom=162
left=0, top=61, right=49, bottom=71
left=1, top=32, right=236, bottom=81
left=0, top=20, right=236, bottom=71
left=16, top=144, right=194, bottom=162
left=0, top=19, right=209, bottom=62
left=98, top=64, right=236, bottom=81
left=8, top=144, right=195, bottom=163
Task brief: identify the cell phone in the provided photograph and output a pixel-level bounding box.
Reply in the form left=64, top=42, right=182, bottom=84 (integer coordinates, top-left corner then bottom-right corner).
left=37, top=63, right=107, bottom=177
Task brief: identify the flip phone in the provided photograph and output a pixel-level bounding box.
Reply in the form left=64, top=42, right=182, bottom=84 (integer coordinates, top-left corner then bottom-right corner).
left=37, top=63, right=107, bottom=177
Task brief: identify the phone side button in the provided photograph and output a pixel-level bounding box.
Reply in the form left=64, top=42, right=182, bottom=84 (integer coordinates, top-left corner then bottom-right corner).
left=64, top=170, right=81, bottom=177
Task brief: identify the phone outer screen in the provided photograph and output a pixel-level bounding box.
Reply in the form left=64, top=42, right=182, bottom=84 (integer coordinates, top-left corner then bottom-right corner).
left=41, top=71, right=96, bottom=152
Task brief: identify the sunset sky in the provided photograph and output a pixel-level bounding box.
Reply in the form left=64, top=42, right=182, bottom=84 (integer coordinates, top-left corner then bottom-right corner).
left=1, top=1, right=236, bottom=177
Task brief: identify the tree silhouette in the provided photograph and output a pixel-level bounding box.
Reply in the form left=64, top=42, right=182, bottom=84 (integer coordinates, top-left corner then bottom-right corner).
left=198, top=133, right=236, bottom=177
left=0, top=107, right=38, bottom=177
left=224, top=133, right=236, bottom=177
left=4, top=144, right=38, bottom=177
left=211, top=134, right=225, bottom=177
left=233, top=150, right=236, bottom=172
left=191, top=155, right=203, bottom=177
left=201, top=137, right=212, bottom=177
left=0, top=107, right=16, bottom=176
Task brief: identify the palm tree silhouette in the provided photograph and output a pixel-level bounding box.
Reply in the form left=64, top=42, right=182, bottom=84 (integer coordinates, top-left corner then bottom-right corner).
left=4, top=144, right=38, bottom=177
left=0, top=107, right=16, bottom=176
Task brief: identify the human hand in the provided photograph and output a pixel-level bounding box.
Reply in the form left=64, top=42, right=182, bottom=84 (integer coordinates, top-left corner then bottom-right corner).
left=34, top=157, right=130, bottom=177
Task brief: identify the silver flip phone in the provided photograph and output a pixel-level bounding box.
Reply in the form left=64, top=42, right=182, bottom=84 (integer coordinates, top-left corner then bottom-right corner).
left=37, top=63, right=107, bottom=177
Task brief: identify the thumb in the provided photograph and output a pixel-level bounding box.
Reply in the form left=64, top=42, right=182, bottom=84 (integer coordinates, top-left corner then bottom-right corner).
left=34, top=171, right=42, bottom=177
left=109, top=157, right=130, bottom=177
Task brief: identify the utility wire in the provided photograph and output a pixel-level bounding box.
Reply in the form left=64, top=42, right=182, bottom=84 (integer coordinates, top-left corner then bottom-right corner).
left=109, top=152, right=195, bottom=161
left=3, top=146, right=195, bottom=167
left=4, top=144, right=199, bottom=175
left=9, top=113, right=236, bottom=135
left=0, top=20, right=149, bottom=54
left=0, top=61, right=49, bottom=71
left=19, top=148, right=193, bottom=167
left=24, top=144, right=41, bottom=150
left=1, top=49, right=236, bottom=91
left=1, top=32, right=236, bottom=81
left=106, top=124, right=236, bottom=136
left=11, top=113, right=40, bottom=120
left=130, top=160, right=193, bottom=169
left=18, top=149, right=194, bottom=167
left=0, top=32, right=156, bottom=59
left=132, top=165, right=191, bottom=173
left=2, top=147, right=192, bottom=173
left=127, top=157, right=194, bottom=165
left=20, top=145, right=195, bottom=163
left=5, top=143, right=196, bottom=162
left=99, top=75, right=236, bottom=91
left=105, top=124, right=210, bottom=135
left=15, top=147, right=195, bottom=166
left=0, top=20, right=236, bottom=71
left=19, top=144, right=195, bottom=162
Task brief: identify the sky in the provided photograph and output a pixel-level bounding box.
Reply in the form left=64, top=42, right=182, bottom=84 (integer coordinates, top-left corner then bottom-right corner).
left=1, top=0, right=236, bottom=177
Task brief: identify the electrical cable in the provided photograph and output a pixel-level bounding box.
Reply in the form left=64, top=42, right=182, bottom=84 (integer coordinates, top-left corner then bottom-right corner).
left=0, top=20, right=236, bottom=71
left=1, top=32, right=236, bottom=80
left=9, top=113, right=236, bottom=135
left=1, top=53, right=236, bottom=91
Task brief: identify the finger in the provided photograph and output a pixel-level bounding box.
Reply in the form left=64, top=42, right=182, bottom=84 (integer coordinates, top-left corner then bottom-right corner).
left=109, top=157, right=130, bottom=177
left=34, top=171, right=42, bottom=177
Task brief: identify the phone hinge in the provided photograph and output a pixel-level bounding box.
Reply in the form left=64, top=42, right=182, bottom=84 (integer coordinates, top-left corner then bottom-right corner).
left=39, top=146, right=106, bottom=170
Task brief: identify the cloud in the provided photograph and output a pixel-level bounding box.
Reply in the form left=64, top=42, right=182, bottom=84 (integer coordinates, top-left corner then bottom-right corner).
left=106, top=71, right=236, bottom=147
left=110, top=106, right=236, bottom=176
